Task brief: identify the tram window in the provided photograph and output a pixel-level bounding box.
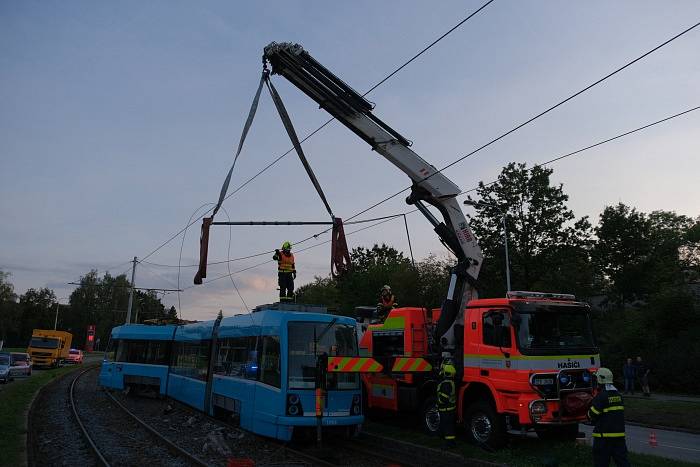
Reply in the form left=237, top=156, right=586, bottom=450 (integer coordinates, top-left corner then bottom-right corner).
left=214, top=336, right=260, bottom=379
left=288, top=322, right=359, bottom=390
left=171, top=341, right=210, bottom=380
left=104, top=338, right=115, bottom=362
left=114, top=340, right=169, bottom=364
left=260, top=336, right=281, bottom=388
left=145, top=341, right=169, bottom=364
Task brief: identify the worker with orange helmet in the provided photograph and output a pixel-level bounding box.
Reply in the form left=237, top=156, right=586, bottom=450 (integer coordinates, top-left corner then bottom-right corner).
left=273, top=241, right=296, bottom=302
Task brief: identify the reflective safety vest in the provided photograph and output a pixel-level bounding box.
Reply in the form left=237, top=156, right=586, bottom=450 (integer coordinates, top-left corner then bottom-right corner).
left=380, top=294, right=396, bottom=308
left=275, top=252, right=295, bottom=273
left=437, top=379, right=456, bottom=412
left=588, top=387, right=625, bottom=438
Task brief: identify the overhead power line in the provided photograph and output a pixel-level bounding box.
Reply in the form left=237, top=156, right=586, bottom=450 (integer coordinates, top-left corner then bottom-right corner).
left=139, top=104, right=699, bottom=275
left=134, top=1, right=496, bottom=264
left=459, top=105, right=700, bottom=194
left=341, top=21, right=700, bottom=223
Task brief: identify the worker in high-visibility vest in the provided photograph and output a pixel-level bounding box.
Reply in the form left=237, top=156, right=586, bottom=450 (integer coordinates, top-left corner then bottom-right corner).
left=273, top=241, right=296, bottom=302
left=376, top=285, right=397, bottom=321
left=437, top=361, right=457, bottom=448
left=588, top=367, right=630, bottom=467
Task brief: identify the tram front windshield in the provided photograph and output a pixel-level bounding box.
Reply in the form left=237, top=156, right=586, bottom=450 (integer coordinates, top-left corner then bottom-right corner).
left=288, top=322, right=359, bottom=390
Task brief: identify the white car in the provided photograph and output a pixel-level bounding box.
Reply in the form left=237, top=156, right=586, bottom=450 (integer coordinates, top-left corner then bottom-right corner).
left=10, top=352, right=33, bottom=377
left=0, top=353, right=12, bottom=383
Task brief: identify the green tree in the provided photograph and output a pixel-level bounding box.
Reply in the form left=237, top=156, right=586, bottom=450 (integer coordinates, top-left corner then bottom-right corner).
left=593, top=205, right=696, bottom=304
left=296, top=246, right=452, bottom=315
left=166, top=305, right=178, bottom=320
left=466, top=162, right=593, bottom=298
left=0, top=271, right=20, bottom=344
left=19, top=287, right=57, bottom=341
left=68, top=270, right=131, bottom=347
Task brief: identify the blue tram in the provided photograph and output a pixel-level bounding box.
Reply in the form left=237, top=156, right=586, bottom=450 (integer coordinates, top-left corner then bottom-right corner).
left=99, top=303, right=363, bottom=441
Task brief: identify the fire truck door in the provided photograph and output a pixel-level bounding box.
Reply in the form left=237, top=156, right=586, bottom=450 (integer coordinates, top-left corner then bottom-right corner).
left=476, top=309, right=514, bottom=382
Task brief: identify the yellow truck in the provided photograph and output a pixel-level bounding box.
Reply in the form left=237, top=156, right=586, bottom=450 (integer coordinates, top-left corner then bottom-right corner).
left=27, top=329, right=72, bottom=367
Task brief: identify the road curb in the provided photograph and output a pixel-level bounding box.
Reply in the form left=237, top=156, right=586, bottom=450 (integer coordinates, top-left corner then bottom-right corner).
left=626, top=420, right=700, bottom=435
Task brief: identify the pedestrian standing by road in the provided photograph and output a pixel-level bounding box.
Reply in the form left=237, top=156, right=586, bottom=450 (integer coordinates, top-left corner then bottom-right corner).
left=588, top=367, right=630, bottom=467
left=635, top=356, right=651, bottom=397
left=436, top=360, right=457, bottom=449
left=273, top=241, right=296, bottom=302
left=622, top=358, right=636, bottom=394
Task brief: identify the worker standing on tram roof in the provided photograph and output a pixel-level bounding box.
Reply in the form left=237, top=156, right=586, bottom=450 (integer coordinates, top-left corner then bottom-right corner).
left=437, top=360, right=457, bottom=449
left=376, top=285, right=397, bottom=322
left=273, top=241, right=296, bottom=302
left=588, top=367, right=630, bottom=467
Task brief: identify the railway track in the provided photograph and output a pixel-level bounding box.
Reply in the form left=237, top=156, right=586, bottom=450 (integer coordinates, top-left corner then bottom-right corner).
left=70, top=367, right=210, bottom=467
left=31, top=365, right=498, bottom=466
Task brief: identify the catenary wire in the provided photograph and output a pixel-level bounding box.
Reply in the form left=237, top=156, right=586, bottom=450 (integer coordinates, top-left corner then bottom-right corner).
left=139, top=104, right=699, bottom=273
left=340, top=21, right=700, bottom=223
left=459, top=104, right=700, bottom=195
left=158, top=103, right=700, bottom=297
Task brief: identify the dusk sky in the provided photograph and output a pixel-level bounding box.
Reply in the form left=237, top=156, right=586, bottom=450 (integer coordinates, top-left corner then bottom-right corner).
left=2, top=1, right=699, bottom=321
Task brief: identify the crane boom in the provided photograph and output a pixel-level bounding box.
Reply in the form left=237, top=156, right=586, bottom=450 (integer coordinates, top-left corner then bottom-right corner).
left=263, top=42, right=483, bottom=346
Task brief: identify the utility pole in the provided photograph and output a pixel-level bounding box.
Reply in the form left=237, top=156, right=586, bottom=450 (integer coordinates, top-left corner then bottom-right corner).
left=126, top=256, right=137, bottom=324
left=53, top=301, right=60, bottom=330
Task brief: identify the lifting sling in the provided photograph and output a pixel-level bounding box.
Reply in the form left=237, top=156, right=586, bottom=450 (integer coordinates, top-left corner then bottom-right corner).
left=194, top=69, right=352, bottom=285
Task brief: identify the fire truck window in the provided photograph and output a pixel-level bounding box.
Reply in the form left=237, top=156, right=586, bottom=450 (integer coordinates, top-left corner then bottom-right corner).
left=372, top=333, right=404, bottom=357
left=483, top=312, right=511, bottom=348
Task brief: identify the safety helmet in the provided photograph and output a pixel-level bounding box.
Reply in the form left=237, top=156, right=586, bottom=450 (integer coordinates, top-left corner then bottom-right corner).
left=282, top=241, right=292, bottom=250
left=440, top=362, right=456, bottom=378
left=381, top=285, right=391, bottom=292
left=594, top=367, right=614, bottom=384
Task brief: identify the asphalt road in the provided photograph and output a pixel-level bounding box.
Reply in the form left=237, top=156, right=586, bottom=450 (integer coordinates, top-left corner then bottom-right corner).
left=580, top=423, right=700, bottom=464
left=0, top=352, right=104, bottom=392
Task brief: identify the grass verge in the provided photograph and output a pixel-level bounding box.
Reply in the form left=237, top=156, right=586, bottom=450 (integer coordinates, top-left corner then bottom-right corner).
left=0, top=366, right=79, bottom=467
left=365, top=419, right=696, bottom=467
left=625, top=398, right=700, bottom=431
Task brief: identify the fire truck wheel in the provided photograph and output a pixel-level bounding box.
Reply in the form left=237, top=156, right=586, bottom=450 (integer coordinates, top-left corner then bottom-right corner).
left=421, top=396, right=441, bottom=435
left=464, top=400, right=506, bottom=448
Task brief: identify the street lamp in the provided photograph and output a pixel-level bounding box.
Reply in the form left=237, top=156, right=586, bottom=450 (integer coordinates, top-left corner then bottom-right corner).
left=53, top=297, right=69, bottom=330
left=464, top=199, right=511, bottom=292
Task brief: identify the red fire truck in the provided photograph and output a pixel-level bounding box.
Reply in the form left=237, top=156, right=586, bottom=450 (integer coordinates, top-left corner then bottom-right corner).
left=359, top=291, right=599, bottom=447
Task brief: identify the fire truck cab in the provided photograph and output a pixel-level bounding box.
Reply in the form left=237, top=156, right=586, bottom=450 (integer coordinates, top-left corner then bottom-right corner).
left=360, top=291, right=599, bottom=447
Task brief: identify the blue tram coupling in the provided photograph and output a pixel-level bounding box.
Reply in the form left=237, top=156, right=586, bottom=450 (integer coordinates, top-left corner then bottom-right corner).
left=99, top=303, right=364, bottom=441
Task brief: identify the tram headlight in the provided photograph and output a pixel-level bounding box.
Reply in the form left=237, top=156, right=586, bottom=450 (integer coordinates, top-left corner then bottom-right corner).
left=286, top=393, right=303, bottom=416
left=350, top=393, right=362, bottom=416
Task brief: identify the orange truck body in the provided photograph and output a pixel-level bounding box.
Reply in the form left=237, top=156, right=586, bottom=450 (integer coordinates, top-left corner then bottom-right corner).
left=360, top=294, right=599, bottom=442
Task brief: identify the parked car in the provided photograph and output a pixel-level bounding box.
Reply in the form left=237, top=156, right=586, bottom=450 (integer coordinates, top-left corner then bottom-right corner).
left=10, top=352, right=33, bottom=377
left=67, top=349, right=84, bottom=364
left=0, top=353, right=12, bottom=383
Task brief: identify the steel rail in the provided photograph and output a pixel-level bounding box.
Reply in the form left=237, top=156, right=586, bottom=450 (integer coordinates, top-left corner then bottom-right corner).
left=69, top=367, right=112, bottom=467
left=103, top=390, right=213, bottom=467
left=70, top=367, right=212, bottom=467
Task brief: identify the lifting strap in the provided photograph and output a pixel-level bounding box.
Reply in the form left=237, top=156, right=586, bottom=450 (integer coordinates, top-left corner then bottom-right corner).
left=265, top=75, right=334, bottom=218
left=331, top=218, right=351, bottom=278
left=195, top=71, right=266, bottom=285
left=266, top=74, right=353, bottom=278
